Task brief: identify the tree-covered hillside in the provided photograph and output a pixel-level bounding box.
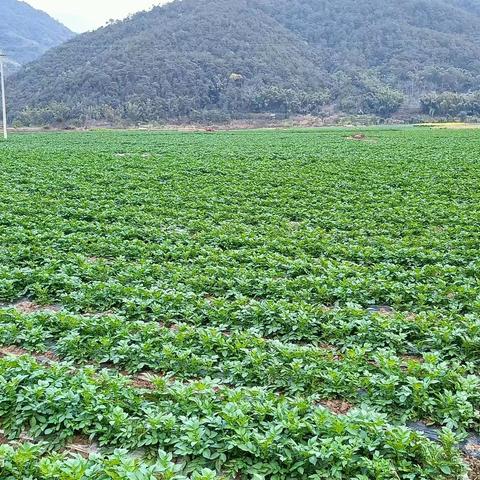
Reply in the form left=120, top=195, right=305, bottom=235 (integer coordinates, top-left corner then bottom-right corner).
left=8, top=0, right=480, bottom=124
left=0, top=0, right=74, bottom=73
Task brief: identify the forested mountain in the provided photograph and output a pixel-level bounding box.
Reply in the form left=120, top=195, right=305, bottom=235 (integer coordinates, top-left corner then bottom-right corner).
left=7, top=0, right=480, bottom=124
left=0, top=0, right=74, bottom=74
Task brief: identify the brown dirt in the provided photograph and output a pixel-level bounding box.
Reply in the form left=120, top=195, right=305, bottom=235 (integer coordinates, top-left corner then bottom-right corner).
left=320, top=305, right=334, bottom=312
left=373, top=306, right=395, bottom=316
left=0, top=346, right=59, bottom=363
left=346, top=134, right=378, bottom=143
left=6, top=300, right=62, bottom=314
left=467, top=457, right=480, bottom=480
left=1, top=430, right=99, bottom=457
left=128, top=373, right=156, bottom=390
left=350, top=133, right=366, bottom=140
left=318, top=342, right=337, bottom=351
left=203, top=294, right=217, bottom=303
left=0, top=431, right=8, bottom=445
left=317, top=343, right=342, bottom=361
left=0, top=346, right=31, bottom=357
left=465, top=443, right=480, bottom=456
left=83, top=310, right=115, bottom=318
left=66, top=435, right=99, bottom=458
left=37, top=351, right=60, bottom=362
left=319, top=399, right=353, bottom=415
left=18, top=431, right=34, bottom=442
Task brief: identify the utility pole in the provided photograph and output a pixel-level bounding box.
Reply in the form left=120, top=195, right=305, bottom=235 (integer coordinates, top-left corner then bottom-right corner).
left=0, top=52, right=7, bottom=140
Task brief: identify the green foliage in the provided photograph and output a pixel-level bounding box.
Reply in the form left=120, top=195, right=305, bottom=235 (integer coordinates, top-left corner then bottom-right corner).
left=420, top=91, right=480, bottom=117
left=1, top=308, right=480, bottom=431
left=0, top=128, right=479, bottom=478
left=335, top=73, right=405, bottom=116
left=0, top=356, right=467, bottom=478
left=8, top=0, right=480, bottom=123
left=0, top=443, right=217, bottom=479
left=360, top=87, right=405, bottom=117
left=250, top=87, right=330, bottom=116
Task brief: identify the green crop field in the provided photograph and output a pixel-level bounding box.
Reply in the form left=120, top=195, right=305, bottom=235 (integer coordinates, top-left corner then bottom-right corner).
left=0, top=127, right=479, bottom=479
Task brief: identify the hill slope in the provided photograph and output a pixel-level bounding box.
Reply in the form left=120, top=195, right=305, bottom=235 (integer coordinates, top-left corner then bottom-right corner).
left=0, top=0, right=74, bottom=73
left=8, top=0, right=480, bottom=124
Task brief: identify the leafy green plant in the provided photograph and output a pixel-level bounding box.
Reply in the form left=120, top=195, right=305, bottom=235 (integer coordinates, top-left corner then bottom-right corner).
left=0, top=128, right=479, bottom=478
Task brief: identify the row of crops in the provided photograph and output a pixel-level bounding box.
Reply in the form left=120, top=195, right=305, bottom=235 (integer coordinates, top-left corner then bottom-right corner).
left=0, top=128, right=479, bottom=478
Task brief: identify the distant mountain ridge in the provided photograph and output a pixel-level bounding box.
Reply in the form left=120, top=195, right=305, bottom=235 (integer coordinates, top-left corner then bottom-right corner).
left=7, top=0, right=480, bottom=124
left=0, top=0, right=74, bottom=73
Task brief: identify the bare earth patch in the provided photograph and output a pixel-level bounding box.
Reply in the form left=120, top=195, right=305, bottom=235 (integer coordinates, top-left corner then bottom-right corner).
left=0, top=346, right=59, bottom=363
left=66, top=435, right=99, bottom=458
left=288, top=220, right=303, bottom=228
left=5, top=299, right=62, bottom=314
left=463, top=436, right=480, bottom=460
left=0, top=346, right=30, bottom=357
left=367, top=305, right=395, bottom=315
left=85, top=256, right=112, bottom=264
left=346, top=134, right=378, bottom=143
left=347, top=133, right=366, bottom=141
left=467, top=457, right=480, bottom=480
left=1, top=429, right=99, bottom=457
left=128, top=372, right=156, bottom=390
left=319, top=399, right=353, bottom=415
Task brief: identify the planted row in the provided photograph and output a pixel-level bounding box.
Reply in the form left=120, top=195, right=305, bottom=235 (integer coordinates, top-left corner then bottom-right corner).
left=1, top=310, right=479, bottom=429
left=0, top=355, right=467, bottom=479
left=1, top=259, right=479, bottom=319
left=0, top=443, right=219, bottom=480
left=2, top=300, right=479, bottom=365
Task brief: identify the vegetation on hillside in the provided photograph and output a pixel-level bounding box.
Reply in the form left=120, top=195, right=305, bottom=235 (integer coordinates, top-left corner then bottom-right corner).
left=0, top=0, right=74, bottom=74
left=421, top=91, right=480, bottom=117
left=8, top=0, right=480, bottom=124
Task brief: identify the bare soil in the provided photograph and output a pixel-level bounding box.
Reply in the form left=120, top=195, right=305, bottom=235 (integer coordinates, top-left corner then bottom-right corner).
left=66, top=435, right=99, bottom=458
left=5, top=299, right=62, bottom=314
left=346, top=134, right=379, bottom=143
left=347, top=133, right=367, bottom=140
left=127, top=372, right=156, bottom=390
left=319, top=399, right=353, bottom=415
left=0, top=431, right=8, bottom=445
left=367, top=305, right=395, bottom=315
left=0, top=346, right=59, bottom=363
left=467, top=457, right=480, bottom=479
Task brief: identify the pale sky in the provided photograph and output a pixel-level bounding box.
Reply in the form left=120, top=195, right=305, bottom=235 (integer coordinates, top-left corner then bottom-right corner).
left=24, top=0, right=169, bottom=33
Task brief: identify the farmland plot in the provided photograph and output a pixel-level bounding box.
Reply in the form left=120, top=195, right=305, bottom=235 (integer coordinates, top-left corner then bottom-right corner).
left=0, top=127, right=479, bottom=479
